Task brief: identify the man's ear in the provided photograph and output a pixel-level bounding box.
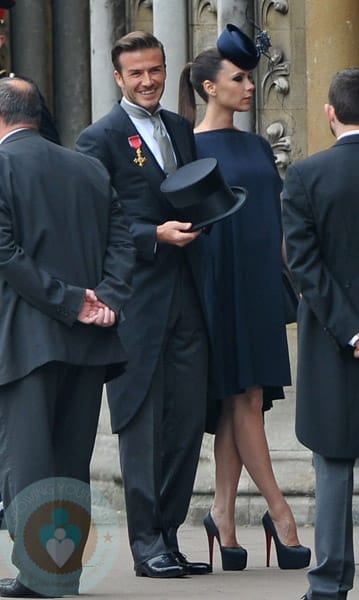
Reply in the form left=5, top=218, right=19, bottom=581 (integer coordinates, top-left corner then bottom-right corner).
left=324, top=103, right=335, bottom=122
left=113, top=70, right=123, bottom=90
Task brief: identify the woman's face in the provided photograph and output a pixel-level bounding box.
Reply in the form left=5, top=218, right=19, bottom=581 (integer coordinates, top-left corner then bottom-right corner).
left=207, top=59, right=255, bottom=112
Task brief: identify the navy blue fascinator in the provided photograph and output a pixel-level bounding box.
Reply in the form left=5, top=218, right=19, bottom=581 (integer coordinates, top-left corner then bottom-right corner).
left=217, top=23, right=269, bottom=70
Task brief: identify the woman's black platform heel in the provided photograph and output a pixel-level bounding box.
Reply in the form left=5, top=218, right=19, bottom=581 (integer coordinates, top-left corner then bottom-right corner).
left=262, top=511, right=311, bottom=569
left=203, top=512, right=247, bottom=571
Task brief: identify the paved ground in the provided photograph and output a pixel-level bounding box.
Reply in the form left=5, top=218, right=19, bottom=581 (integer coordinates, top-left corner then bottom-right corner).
left=1, top=524, right=359, bottom=599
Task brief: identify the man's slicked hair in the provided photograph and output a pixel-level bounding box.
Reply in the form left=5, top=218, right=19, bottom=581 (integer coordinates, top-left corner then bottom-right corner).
left=111, top=30, right=166, bottom=72
left=328, top=67, right=359, bottom=125
left=0, top=77, right=41, bottom=126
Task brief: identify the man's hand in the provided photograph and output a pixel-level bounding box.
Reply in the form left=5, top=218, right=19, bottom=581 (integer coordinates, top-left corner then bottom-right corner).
left=354, top=339, right=359, bottom=359
left=156, top=221, right=202, bottom=247
left=77, top=289, right=116, bottom=327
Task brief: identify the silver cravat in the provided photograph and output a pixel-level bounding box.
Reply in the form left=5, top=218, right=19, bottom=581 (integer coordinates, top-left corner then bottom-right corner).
left=149, top=112, right=177, bottom=175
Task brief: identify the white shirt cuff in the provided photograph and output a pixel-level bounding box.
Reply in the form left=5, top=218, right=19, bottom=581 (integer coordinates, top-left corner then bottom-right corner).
left=349, top=333, right=359, bottom=347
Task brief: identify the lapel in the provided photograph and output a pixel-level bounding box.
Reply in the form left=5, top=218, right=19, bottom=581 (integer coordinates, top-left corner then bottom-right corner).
left=105, top=104, right=192, bottom=199
left=106, top=103, right=167, bottom=196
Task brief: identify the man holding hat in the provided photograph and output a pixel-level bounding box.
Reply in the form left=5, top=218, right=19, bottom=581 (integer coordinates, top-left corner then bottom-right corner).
left=76, top=31, right=210, bottom=578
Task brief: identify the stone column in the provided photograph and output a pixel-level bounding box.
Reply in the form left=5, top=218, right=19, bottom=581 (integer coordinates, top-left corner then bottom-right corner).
left=52, top=0, right=91, bottom=148
left=306, top=0, right=359, bottom=155
left=217, top=0, right=255, bottom=131
left=89, top=0, right=122, bottom=122
left=217, top=0, right=252, bottom=30
left=153, top=0, right=187, bottom=112
left=10, top=0, right=52, bottom=104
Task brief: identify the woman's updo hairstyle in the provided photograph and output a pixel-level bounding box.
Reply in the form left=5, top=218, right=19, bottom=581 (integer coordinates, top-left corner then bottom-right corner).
left=178, top=48, right=223, bottom=126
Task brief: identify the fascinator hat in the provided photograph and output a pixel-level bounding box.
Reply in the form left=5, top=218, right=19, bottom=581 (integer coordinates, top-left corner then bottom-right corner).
left=217, top=23, right=270, bottom=70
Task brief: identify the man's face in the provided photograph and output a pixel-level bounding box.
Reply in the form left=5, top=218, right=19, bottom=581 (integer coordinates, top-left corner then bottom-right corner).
left=114, top=47, right=166, bottom=114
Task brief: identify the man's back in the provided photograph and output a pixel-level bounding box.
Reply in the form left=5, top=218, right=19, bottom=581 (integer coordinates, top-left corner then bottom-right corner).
left=0, top=75, right=135, bottom=598
left=0, top=129, right=113, bottom=286
left=282, top=67, right=359, bottom=600
left=285, top=135, right=359, bottom=274
left=0, top=128, right=134, bottom=385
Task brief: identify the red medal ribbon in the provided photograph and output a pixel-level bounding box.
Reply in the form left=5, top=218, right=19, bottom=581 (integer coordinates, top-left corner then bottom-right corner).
left=128, top=135, right=142, bottom=150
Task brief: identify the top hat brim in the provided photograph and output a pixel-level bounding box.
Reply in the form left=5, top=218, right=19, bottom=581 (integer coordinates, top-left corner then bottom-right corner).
left=190, top=186, right=247, bottom=231
left=160, top=157, right=248, bottom=231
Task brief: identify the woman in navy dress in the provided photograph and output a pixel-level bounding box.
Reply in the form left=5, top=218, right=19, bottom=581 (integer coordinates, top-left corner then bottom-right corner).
left=178, top=25, right=310, bottom=571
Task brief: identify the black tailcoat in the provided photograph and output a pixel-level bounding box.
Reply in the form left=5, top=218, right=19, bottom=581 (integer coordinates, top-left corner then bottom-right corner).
left=282, top=134, right=359, bottom=458
left=76, top=103, right=206, bottom=432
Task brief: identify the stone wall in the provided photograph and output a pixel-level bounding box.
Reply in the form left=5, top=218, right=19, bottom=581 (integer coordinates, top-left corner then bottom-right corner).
left=305, top=0, right=359, bottom=155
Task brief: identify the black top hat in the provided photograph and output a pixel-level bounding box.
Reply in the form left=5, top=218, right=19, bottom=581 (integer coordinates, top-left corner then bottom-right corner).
left=217, top=23, right=260, bottom=71
left=160, top=157, right=247, bottom=231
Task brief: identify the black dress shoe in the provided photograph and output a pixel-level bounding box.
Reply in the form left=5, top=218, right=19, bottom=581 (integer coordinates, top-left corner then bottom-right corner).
left=173, top=551, right=212, bottom=575
left=0, top=578, right=51, bottom=598
left=135, top=553, right=186, bottom=578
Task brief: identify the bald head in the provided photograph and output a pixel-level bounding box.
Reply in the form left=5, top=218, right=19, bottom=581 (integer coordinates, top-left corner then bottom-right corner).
left=0, top=77, right=41, bottom=130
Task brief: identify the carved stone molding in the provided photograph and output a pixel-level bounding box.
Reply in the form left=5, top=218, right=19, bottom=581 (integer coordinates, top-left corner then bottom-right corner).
left=256, top=0, right=292, bottom=169
left=132, top=0, right=153, bottom=18
left=261, top=0, right=289, bottom=25
left=262, top=48, right=290, bottom=101
left=131, top=0, right=153, bottom=31
left=266, top=121, right=291, bottom=171
left=197, top=0, right=217, bottom=19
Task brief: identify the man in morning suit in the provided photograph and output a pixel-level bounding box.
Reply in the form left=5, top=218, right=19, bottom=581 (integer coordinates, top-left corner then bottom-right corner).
left=282, top=67, right=359, bottom=600
left=0, top=77, right=135, bottom=598
left=76, top=31, right=210, bottom=578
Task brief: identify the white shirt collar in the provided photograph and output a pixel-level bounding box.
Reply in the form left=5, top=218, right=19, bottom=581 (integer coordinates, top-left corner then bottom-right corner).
left=337, top=129, right=359, bottom=141
left=0, top=127, right=32, bottom=144
left=121, top=96, right=163, bottom=117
